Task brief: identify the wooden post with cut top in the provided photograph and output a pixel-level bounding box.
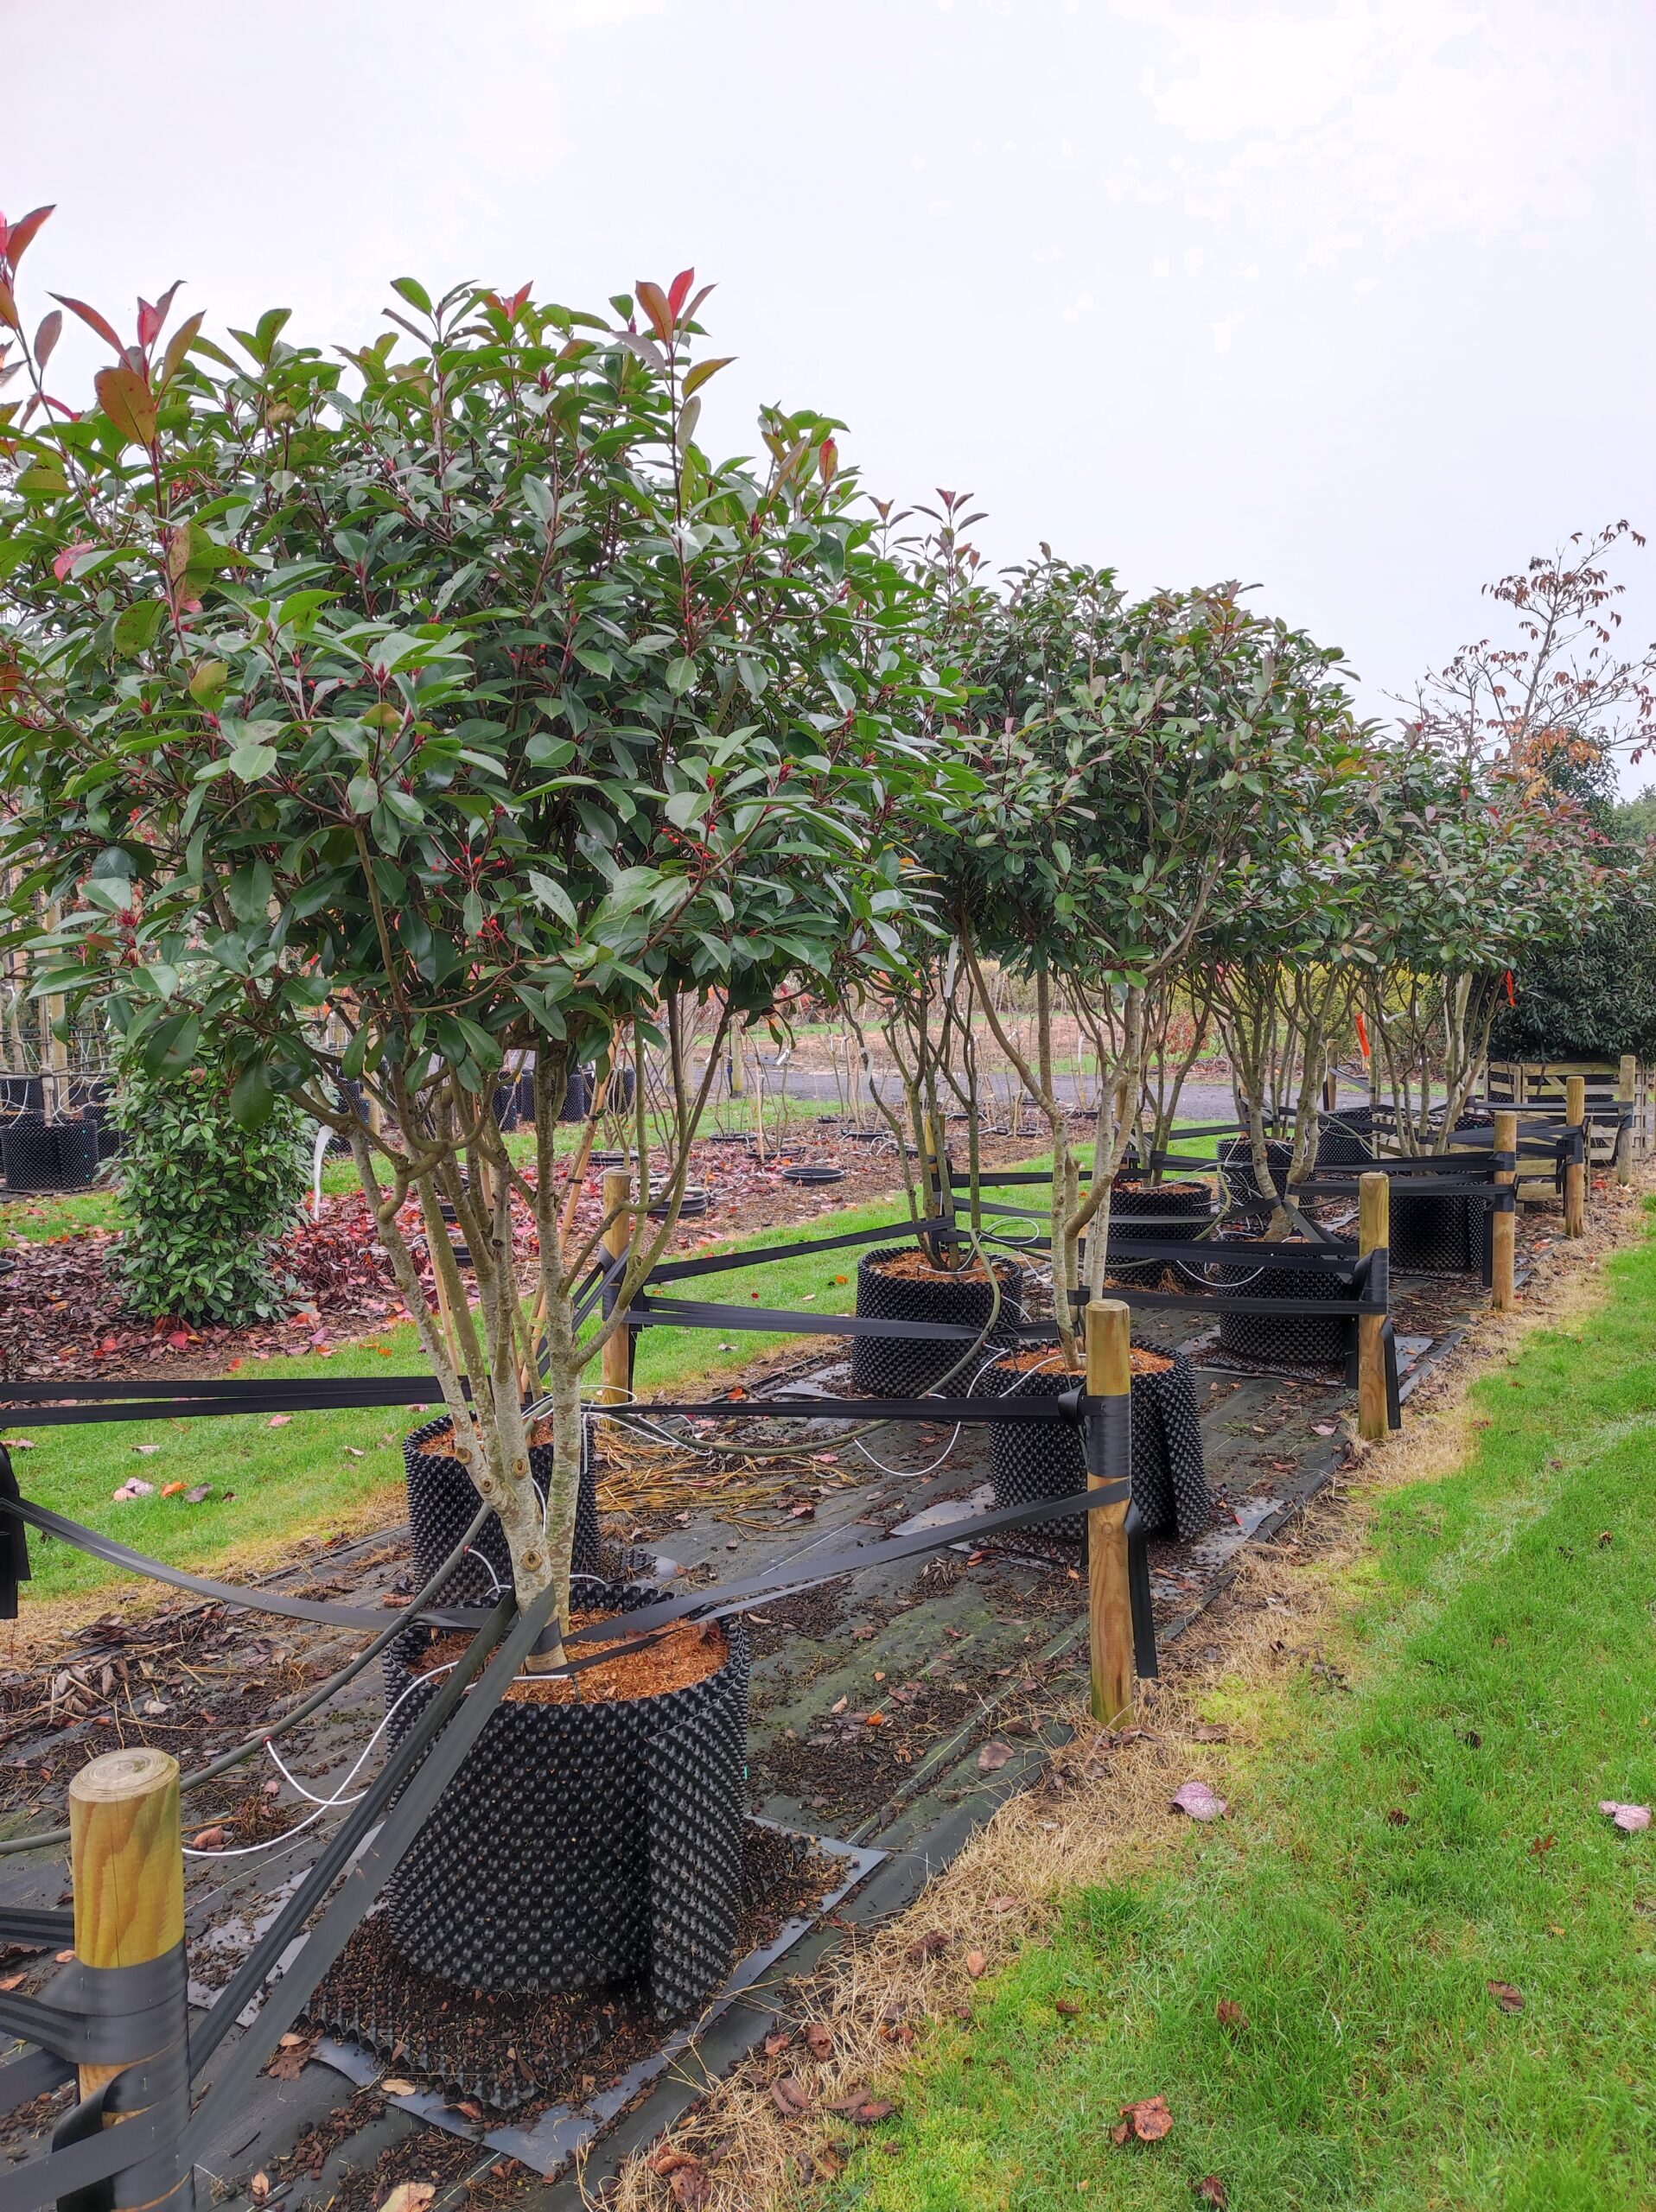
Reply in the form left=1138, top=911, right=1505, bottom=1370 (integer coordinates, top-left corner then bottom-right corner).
left=600, top=1168, right=634, bottom=1403
left=1491, top=1109, right=1517, bottom=1314
left=69, top=1747, right=184, bottom=2106
left=1617, top=1054, right=1637, bottom=1187
left=1564, top=1073, right=1587, bottom=1237
left=1357, top=1170, right=1389, bottom=1443
left=1086, top=1297, right=1135, bottom=1729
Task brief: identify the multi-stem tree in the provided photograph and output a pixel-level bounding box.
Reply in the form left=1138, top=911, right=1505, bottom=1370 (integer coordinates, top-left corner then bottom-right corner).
left=0, top=220, right=934, bottom=1651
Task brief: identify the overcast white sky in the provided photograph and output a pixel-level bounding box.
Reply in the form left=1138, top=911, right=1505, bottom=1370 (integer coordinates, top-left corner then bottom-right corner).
left=10, top=0, right=1653, bottom=769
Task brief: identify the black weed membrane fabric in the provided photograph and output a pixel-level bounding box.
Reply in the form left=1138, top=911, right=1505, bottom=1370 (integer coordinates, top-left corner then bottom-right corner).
left=368, top=1589, right=752, bottom=2013
left=404, top=1415, right=602, bottom=1604
left=984, top=1353, right=1210, bottom=1546
left=849, top=1246, right=1025, bottom=1396
left=1105, top=1180, right=1214, bottom=1285
left=1211, top=1245, right=1355, bottom=1368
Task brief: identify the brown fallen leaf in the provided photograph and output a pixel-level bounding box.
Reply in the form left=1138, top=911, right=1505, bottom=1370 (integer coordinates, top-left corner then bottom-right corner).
left=1216, top=1998, right=1249, bottom=2031
left=770, top=2074, right=812, bottom=2118
left=1488, top=1980, right=1525, bottom=2013
left=452, top=2099, right=485, bottom=2122
left=906, top=1929, right=949, bottom=1963
left=978, top=1740, right=1013, bottom=1773
left=762, top=2029, right=793, bottom=2058
left=267, top=2031, right=319, bottom=2082
left=829, top=2085, right=897, bottom=2125
left=803, top=2021, right=834, bottom=2060
left=1385, top=1808, right=1411, bottom=1827
left=377, top=2187, right=436, bottom=2212
left=965, top=1949, right=988, bottom=1980
left=381, top=2078, right=419, bottom=2097
left=1054, top=1997, right=1083, bottom=2018
left=653, top=2154, right=711, bottom=2210
left=190, top=1827, right=226, bottom=1852
left=1194, top=2177, right=1229, bottom=2207
left=1116, top=2094, right=1174, bottom=2144
left=184, top=1484, right=213, bottom=1505
left=1530, top=1834, right=1557, bottom=1858
left=808, top=2142, right=846, bottom=2181
left=250, top=2176, right=271, bottom=2205
left=989, top=1894, right=1022, bottom=1915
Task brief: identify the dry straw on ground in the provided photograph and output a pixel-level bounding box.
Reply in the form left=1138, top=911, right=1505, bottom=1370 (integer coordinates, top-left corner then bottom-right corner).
left=595, top=1186, right=1641, bottom=2212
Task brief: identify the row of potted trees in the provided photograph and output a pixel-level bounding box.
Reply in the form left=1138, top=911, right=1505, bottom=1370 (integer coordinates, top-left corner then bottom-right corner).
left=0, top=213, right=1633, bottom=2021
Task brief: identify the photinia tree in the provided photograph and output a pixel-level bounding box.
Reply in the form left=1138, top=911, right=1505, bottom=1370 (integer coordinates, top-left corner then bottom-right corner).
left=946, top=563, right=1366, bottom=1360
left=0, top=214, right=938, bottom=1651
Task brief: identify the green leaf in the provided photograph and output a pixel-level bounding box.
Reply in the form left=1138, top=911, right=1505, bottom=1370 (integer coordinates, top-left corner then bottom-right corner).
left=112, top=599, right=167, bottom=657
left=143, top=1012, right=201, bottom=1076
left=391, top=276, right=434, bottom=315
left=527, top=868, right=579, bottom=929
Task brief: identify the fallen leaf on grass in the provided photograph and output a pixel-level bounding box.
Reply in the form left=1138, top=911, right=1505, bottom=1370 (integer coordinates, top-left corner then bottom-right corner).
left=1488, top=1980, right=1525, bottom=2013
left=978, top=1741, right=1013, bottom=1773
left=829, top=2086, right=897, bottom=2125
left=377, top=2187, right=436, bottom=2212
left=268, top=1414, right=292, bottom=1428
left=111, top=1481, right=155, bottom=1503
left=1112, top=2094, right=1174, bottom=2145
left=343, top=1446, right=366, bottom=1459
left=1170, top=1781, right=1226, bottom=1821
left=1054, top=1998, right=1083, bottom=2018
left=803, top=2021, right=834, bottom=2060
left=1600, top=1800, right=1653, bottom=1832
left=133, top=1444, right=162, bottom=1456
left=184, top=1484, right=213, bottom=1504
left=965, top=1949, right=988, bottom=1980
left=1216, top=1999, right=1249, bottom=2031
left=160, top=1482, right=187, bottom=1498
left=806, top=2142, right=846, bottom=2181
left=989, top=1894, right=1021, bottom=1915
left=0, top=1439, right=35, bottom=1449
left=1194, top=2178, right=1229, bottom=2207
left=770, top=2073, right=812, bottom=2117
left=1530, top=1834, right=1556, bottom=1858
left=667, top=2165, right=711, bottom=2210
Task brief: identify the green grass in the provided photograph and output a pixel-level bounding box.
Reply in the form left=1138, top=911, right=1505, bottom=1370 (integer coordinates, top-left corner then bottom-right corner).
left=823, top=1210, right=1656, bottom=2211
left=4, top=1185, right=938, bottom=1604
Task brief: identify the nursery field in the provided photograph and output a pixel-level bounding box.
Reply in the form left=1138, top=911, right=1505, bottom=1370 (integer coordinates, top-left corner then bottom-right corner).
left=811, top=1212, right=1656, bottom=2212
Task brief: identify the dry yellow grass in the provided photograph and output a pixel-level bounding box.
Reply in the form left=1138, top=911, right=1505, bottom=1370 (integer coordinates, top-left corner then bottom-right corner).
left=595, top=1187, right=1640, bottom=2212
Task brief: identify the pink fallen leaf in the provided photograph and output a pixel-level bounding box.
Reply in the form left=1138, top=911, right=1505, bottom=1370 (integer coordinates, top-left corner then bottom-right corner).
left=978, top=1741, right=1013, bottom=1774
left=1311, top=1422, right=1337, bottom=1437
left=1599, top=1800, right=1652, bottom=1833
left=965, top=1949, right=988, bottom=1979
left=268, top=1414, right=292, bottom=1428
left=1488, top=1980, right=1525, bottom=2012
left=1170, top=1781, right=1226, bottom=1821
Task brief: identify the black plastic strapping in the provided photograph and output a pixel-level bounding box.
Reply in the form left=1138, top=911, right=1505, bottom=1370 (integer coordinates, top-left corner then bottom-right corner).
left=0, top=1446, right=29, bottom=1624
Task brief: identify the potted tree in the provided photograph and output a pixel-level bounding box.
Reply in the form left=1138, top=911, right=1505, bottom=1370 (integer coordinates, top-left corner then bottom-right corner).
left=0, top=230, right=933, bottom=2009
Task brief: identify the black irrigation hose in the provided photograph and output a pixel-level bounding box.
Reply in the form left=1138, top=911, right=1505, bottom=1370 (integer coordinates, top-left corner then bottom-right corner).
left=0, top=1498, right=495, bottom=1860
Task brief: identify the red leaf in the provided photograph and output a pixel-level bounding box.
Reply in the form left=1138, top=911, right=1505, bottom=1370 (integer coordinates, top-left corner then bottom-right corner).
left=1117, top=2094, right=1174, bottom=2144
left=52, top=295, right=126, bottom=356
left=667, top=267, right=695, bottom=316
left=1195, top=2180, right=1229, bottom=2208
left=33, top=309, right=61, bottom=370
left=137, top=298, right=163, bottom=351
left=1487, top=1980, right=1525, bottom=2013
left=634, top=278, right=674, bottom=344
left=3, top=206, right=54, bottom=268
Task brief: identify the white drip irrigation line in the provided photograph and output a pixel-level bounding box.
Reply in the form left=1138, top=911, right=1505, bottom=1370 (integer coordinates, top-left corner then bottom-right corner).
left=185, top=1661, right=463, bottom=1859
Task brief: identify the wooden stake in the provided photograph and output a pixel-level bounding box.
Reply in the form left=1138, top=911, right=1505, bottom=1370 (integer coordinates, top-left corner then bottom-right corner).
left=1491, top=1109, right=1517, bottom=1314
left=1564, top=1073, right=1587, bottom=1237
left=599, top=1169, right=634, bottom=1404
left=1618, top=1054, right=1636, bottom=1187
left=1357, top=1169, right=1389, bottom=1443
left=69, top=1747, right=183, bottom=2104
left=1086, top=1298, right=1135, bottom=1729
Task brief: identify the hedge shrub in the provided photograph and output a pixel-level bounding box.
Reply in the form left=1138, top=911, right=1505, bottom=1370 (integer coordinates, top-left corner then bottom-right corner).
left=114, top=1046, right=308, bottom=1324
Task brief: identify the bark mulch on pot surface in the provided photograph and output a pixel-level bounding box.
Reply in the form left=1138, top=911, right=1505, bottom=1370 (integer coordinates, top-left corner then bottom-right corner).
left=410, top=1617, right=729, bottom=1706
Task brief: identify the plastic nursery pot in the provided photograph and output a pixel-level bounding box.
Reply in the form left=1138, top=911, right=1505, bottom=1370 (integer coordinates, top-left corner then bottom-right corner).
left=1211, top=1239, right=1355, bottom=1370
left=53, top=1121, right=100, bottom=1190
left=0, top=1115, right=61, bottom=1192
left=984, top=1347, right=1210, bottom=1546
left=1315, top=1105, right=1375, bottom=1167
left=382, top=1592, right=750, bottom=2012
left=1103, top=1178, right=1214, bottom=1286
left=403, top=1414, right=603, bottom=1607
left=1389, top=1188, right=1479, bottom=1273
left=780, top=1162, right=845, bottom=1186
left=849, top=1243, right=1025, bottom=1397
left=1217, top=1136, right=1293, bottom=1216
left=0, top=1076, right=44, bottom=1116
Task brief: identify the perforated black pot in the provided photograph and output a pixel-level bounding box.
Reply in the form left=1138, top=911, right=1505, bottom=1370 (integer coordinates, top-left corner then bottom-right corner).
left=1315, top=1105, right=1375, bottom=1166
left=984, top=1352, right=1210, bottom=1545
left=1105, top=1179, right=1214, bottom=1285
left=54, top=1122, right=99, bottom=1189
left=849, top=1245, right=1024, bottom=1396
left=1212, top=1243, right=1354, bottom=1368
left=1389, top=1189, right=1478, bottom=1272
left=0, top=1076, right=43, bottom=1116
left=404, top=1416, right=602, bottom=1607
left=383, top=1593, right=749, bottom=2013
left=1, top=1116, right=60, bottom=1192
left=1217, top=1137, right=1293, bottom=1213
